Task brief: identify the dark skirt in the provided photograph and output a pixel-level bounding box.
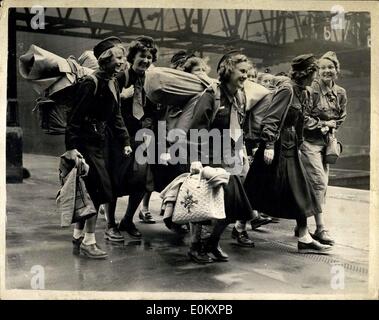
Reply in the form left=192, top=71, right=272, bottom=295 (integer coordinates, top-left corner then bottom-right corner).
left=244, top=138, right=321, bottom=220
left=223, top=174, right=257, bottom=223
left=151, top=163, right=189, bottom=193
left=78, top=143, right=113, bottom=207
left=106, top=137, right=154, bottom=198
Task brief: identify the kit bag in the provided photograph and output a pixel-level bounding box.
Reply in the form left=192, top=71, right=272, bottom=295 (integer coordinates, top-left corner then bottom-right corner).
left=144, top=67, right=215, bottom=106
left=166, top=82, right=221, bottom=143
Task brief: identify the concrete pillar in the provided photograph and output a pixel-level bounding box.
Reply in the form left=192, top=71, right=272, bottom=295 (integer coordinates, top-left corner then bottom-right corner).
left=6, top=8, right=23, bottom=183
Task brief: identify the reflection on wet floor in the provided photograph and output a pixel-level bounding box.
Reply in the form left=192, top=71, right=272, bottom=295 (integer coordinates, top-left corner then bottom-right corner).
left=5, top=218, right=369, bottom=294
left=5, top=154, right=370, bottom=295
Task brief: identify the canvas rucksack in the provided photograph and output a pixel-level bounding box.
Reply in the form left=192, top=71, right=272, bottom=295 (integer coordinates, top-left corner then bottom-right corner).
left=244, top=81, right=295, bottom=143
left=33, top=74, right=99, bottom=135
left=166, top=82, right=221, bottom=144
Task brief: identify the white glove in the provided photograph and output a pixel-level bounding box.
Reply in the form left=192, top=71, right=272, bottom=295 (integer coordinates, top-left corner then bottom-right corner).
left=124, top=146, right=133, bottom=156
left=321, top=126, right=329, bottom=135
left=65, top=149, right=83, bottom=165
left=190, top=161, right=203, bottom=174
left=120, top=85, right=135, bottom=99
left=263, top=148, right=274, bottom=165
left=160, top=152, right=171, bottom=166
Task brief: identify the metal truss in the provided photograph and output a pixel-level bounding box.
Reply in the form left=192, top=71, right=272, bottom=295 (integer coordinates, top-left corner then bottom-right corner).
left=14, top=8, right=370, bottom=65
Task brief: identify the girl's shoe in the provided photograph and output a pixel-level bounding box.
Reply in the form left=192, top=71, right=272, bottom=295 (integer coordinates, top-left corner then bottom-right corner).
left=139, top=211, right=156, bottom=224
left=188, top=243, right=213, bottom=264
left=298, top=240, right=332, bottom=254
left=104, top=227, right=124, bottom=242
left=311, top=230, right=335, bottom=246
left=80, top=243, right=108, bottom=259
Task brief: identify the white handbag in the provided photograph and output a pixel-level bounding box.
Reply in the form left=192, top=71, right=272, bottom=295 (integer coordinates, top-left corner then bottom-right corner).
left=172, top=172, right=226, bottom=224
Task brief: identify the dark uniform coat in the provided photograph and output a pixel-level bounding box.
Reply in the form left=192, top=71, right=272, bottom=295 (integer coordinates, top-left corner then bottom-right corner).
left=108, top=68, right=156, bottom=196
left=244, top=81, right=321, bottom=219
left=65, top=72, right=130, bottom=207
left=189, top=84, right=257, bottom=223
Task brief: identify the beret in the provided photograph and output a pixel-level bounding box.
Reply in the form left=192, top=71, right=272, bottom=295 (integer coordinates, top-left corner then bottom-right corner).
left=171, top=50, right=188, bottom=64
left=93, top=36, right=123, bottom=59
left=320, top=51, right=340, bottom=72
left=135, top=35, right=156, bottom=49
left=217, top=49, right=243, bottom=71
left=291, top=53, right=317, bottom=71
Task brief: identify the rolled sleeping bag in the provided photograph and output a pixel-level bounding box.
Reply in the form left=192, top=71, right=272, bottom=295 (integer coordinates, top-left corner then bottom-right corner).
left=144, top=67, right=217, bottom=106
left=19, top=44, right=72, bottom=80
left=19, top=44, right=94, bottom=96
left=45, top=57, right=94, bottom=97
left=78, top=50, right=99, bottom=70
left=243, top=80, right=271, bottom=112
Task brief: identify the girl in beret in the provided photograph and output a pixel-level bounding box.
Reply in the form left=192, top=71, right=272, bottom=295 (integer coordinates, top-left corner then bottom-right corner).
left=300, top=51, right=347, bottom=246
left=244, top=54, right=333, bottom=254
left=188, top=52, right=259, bottom=262
left=102, top=36, right=159, bottom=240
left=65, top=37, right=132, bottom=259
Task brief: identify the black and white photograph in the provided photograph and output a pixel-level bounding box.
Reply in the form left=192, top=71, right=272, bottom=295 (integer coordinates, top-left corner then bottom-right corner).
left=1, top=0, right=378, bottom=300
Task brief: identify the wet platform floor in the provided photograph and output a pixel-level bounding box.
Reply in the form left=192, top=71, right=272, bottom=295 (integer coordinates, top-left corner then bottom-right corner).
left=5, top=154, right=370, bottom=296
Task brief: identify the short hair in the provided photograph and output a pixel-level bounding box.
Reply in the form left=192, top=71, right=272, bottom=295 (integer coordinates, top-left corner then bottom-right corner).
left=275, top=71, right=288, bottom=77
left=319, top=51, right=340, bottom=74
left=247, top=67, right=258, bottom=78
left=318, top=57, right=340, bottom=74
left=217, top=54, right=252, bottom=83
left=170, top=50, right=188, bottom=69
left=127, top=40, right=158, bottom=64
left=182, top=57, right=211, bottom=75
left=98, top=45, right=127, bottom=70
left=272, top=75, right=291, bottom=88
left=256, top=72, right=265, bottom=84
left=289, top=64, right=317, bottom=82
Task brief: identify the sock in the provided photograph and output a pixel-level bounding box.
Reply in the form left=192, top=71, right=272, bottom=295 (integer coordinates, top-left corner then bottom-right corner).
left=82, top=233, right=96, bottom=245
left=73, top=228, right=84, bottom=240
left=190, top=223, right=202, bottom=243
left=298, top=233, right=313, bottom=244
left=235, top=220, right=247, bottom=233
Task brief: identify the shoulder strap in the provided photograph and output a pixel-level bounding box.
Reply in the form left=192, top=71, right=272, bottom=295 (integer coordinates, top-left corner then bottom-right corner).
left=277, top=85, right=294, bottom=133
left=122, top=69, right=130, bottom=88
left=209, top=82, right=221, bottom=123
left=86, top=73, right=99, bottom=96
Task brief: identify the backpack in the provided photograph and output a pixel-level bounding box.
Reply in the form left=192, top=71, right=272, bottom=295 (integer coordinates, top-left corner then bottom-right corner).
left=244, top=92, right=274, bottom=141
left=33, top=74, right=99, bottom=135
left=166, top=82, right=221, bottom=144
left=244, top=82, right=294, bottom=143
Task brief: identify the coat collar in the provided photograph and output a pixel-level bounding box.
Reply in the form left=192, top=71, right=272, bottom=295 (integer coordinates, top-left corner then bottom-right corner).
left=129, top=67, right=145, bottom=82
left=220, top=83, right=244, bottom=106
left=318, top=79, right=338, bottom=97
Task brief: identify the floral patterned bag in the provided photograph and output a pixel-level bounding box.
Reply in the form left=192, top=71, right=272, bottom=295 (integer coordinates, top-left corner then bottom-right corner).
left=172, top=172, right=226, bottom=224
